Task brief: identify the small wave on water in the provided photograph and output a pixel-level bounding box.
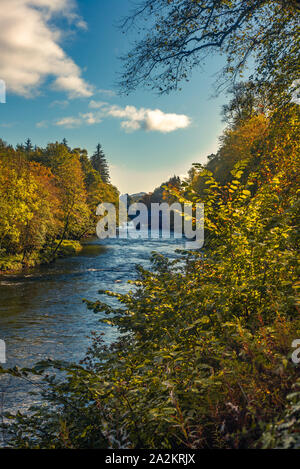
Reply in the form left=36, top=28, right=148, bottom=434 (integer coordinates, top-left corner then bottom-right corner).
left=0, top=281, right=25, bottom=286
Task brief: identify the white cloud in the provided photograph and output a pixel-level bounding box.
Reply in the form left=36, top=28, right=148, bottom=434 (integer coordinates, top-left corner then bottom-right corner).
left=107, top=105, right=191, bottom=133
left=80, top=112, right=103, bottom=125
left=55, top=116, right=82, bottom=128
left=0, top=0, right=93, bottom=98
left=55, top=112, right=102, bottom=127
left=53, top=103, right=191, bottom=132
left=89, top=100, right=109, bottom=109
left=53, top=76, right=92, bottom=98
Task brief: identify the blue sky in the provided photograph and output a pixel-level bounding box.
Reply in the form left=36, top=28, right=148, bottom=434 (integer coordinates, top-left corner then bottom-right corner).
left=0, top=0, right=227, bottom=193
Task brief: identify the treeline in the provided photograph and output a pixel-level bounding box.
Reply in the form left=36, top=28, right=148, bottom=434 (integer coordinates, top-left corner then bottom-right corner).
left=0, top=139, right=119, bottom=271
left=127, top=176, right=181, bottom=229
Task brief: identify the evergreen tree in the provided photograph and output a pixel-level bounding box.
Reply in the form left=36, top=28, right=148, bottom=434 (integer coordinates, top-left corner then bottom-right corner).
left=91, top=143, right=110, bottom=183
left=15, top=143, right=25, bottom=152
left=62, top=138, right=70, bottom=151
left=25, top=138, right=33, bottom=153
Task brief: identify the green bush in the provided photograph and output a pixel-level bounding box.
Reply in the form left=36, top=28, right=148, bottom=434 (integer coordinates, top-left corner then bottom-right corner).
left=54, top=240, right=82, bottom=258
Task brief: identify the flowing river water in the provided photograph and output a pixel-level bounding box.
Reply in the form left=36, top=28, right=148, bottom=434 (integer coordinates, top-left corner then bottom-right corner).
left=0, top=232, right=185, bottom=419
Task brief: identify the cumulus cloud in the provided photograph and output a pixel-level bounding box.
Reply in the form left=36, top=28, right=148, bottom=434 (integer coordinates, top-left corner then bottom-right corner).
left=55, top=116, right=82, bottom=128
left=106, top=105, right=191, bottom=133
left=53, top=103, right=191, bottom=132
left=55, top=112, right=102, bottom=128
left=0, top=0, right=93, bottom=98
left=89, top=100, right=109, bottom=109
left=79, top=112, right=102, bottom=125
left=86, top=103, right=191, bottom=133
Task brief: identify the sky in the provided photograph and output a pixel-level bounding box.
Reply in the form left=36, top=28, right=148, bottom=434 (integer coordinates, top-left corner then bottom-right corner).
left=0, top=0, right=228, bottom=194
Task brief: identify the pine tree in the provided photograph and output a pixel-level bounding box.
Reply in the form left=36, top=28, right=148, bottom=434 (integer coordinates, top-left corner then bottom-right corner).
left=16, top=143, right=25, bottom=152
left=25, top=138, right=33, bottom=152
left=91, top=143, right=110, bottom=183
left=62, top=138, right=70, bottom=151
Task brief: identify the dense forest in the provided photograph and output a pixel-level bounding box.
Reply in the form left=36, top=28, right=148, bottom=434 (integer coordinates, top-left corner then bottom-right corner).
left=0, top=140, right=119, bottom=272
left=1, top=0, right=299, bottom=450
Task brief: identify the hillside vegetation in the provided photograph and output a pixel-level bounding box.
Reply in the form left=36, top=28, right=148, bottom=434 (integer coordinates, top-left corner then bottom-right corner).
left=0, top=140, right=118, bottom=272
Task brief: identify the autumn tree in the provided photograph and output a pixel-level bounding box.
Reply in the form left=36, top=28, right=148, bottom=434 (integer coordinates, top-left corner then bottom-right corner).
left=43, top=143, right=89, bottom=247
left=0, top=156, right=60, bottom=262
left=0, top=140, right=119, bottom=270
left=75, top=147, right=119, bottom=237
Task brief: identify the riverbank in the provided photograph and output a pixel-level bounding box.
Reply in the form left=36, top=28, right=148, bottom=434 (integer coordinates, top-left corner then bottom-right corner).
left=0, top=240, right=82, bottom=275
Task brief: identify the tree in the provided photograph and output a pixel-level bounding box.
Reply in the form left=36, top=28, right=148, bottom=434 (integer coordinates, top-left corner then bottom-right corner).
left=0, top=140, right=119, bottom=270
left=91, top=144, right=110, bottom=183
left=44, top=143, right=89, bottom=245
left=221, top=82, right=269, bottom=128
left=73, top=147, right=119, bottom=237
left=140, top=175, right=181, bottom=206
left=119, top=0, right=299, bottom=103
left=0, top=156, right=60, bottom=261
left=61, top=138, right=70, bottom=151
left=25, top=138, right=33, bottom=153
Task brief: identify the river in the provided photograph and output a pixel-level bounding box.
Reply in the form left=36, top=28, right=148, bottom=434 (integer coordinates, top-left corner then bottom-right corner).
left=0, top=232, right=185, bottom=417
